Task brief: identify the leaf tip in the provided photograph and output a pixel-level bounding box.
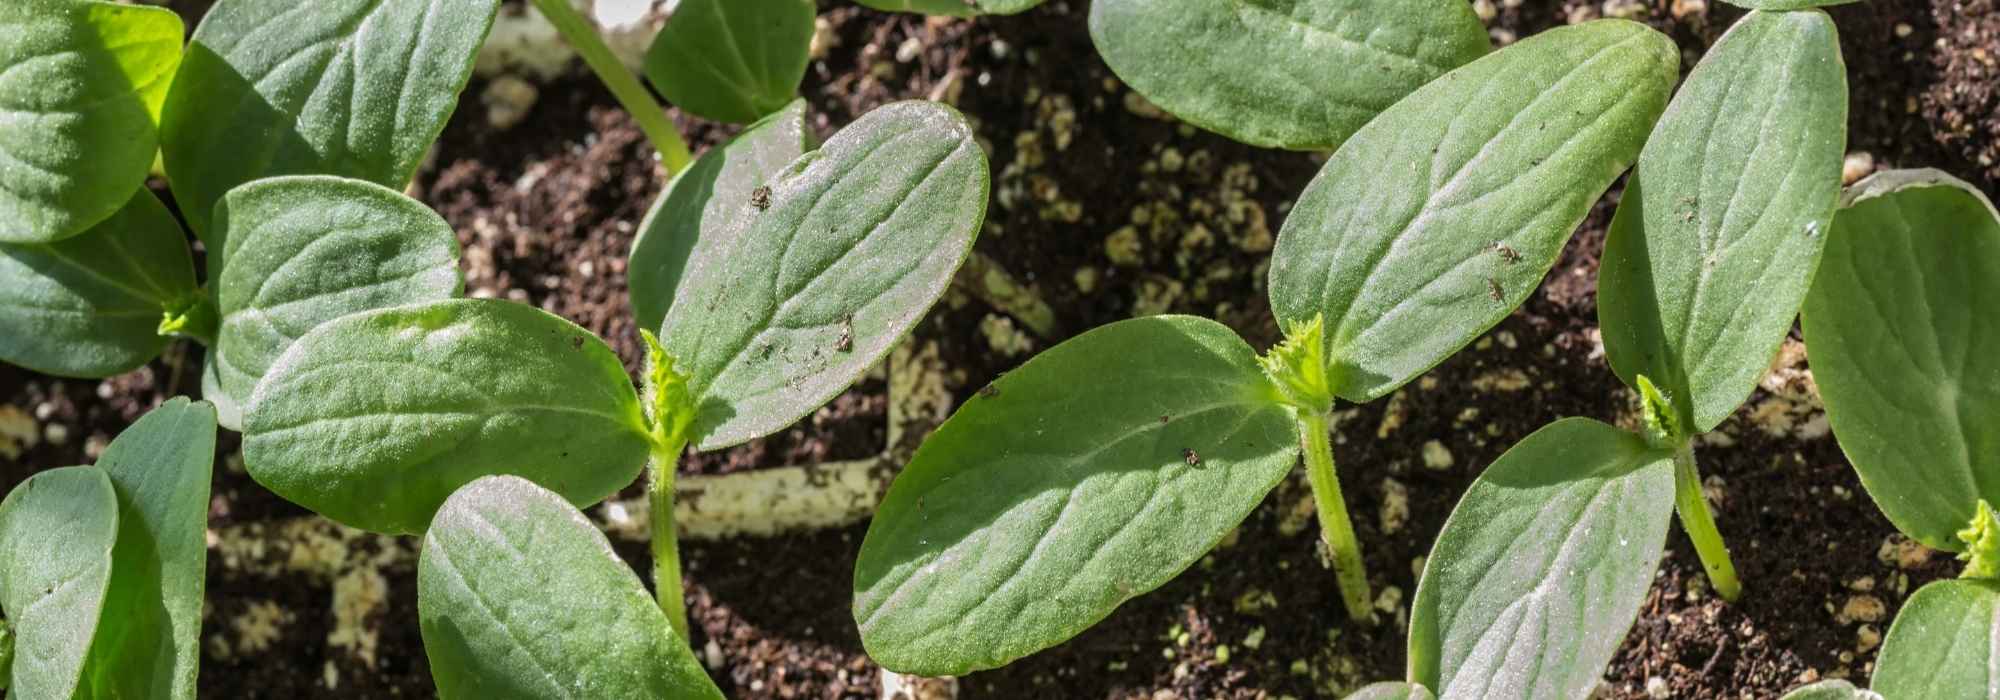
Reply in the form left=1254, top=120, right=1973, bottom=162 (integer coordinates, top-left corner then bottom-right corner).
left=1636, top=374, right=1685, bottom=446
left=641, top=329, right=696, bottom=446
left=1260, top=313, right=1334, bottom=413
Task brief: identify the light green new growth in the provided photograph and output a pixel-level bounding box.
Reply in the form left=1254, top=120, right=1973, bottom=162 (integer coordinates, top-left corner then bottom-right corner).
left=641, top=330, right=697, bottom=448
left=1636, top=374, right=1684, bottom=447
left=1958, top=500, right=2000, bottom=580
left=156, top=293, right=217, bottom=346
left=641, top=330, right=695, bottom=639
left=1259, top=313, right=1334, bottom=414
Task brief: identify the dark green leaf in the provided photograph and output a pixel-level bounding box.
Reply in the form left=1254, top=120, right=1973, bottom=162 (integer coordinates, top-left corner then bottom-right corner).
left=663, top=101, right=986, bottom=450
left=242, top=299, right=651, bottom=534
left=0, top=0, right=180, bottom=243
left=1598, top=9, right=1847, bottom=434
left=1409, top=418, right=1675, bottom=699
left=643, top=0, right=814, bottom=124
left=419, top=476, right=723, bottom=700
left=1872, top=579, right=2000, bottom=699
left=1267, top=20, right=1676, bottom=402
left=854, top=316, right=1298, bottom=675
left=630, top=99, right=810, bottom=331
left=0, top=188, right=196, bottom=378
left=0, top=466, right=118, bottom=699
left=853, top=0, right=1043, bottom=17
left=1802, top=170, right=2000, bottom=549
left=161, top=0, right=500, bottom=238
left=1089, top=0, right=1488, bottom=151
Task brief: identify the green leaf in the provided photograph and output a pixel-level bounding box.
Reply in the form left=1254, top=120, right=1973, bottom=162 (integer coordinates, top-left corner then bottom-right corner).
left=1348, top=682, right=1437, bottom=700
left=1408, top=418, right=1676, bottom=699
left=1801, top=170, right=2000, bottom=550
left=419, top=476, right=724, bottom=700
left=642, top=0, right=814, bottom=125
left=0, top=0, right=181, bottom=243
left=0, top=466, right=118, bottom=699
left=241, top=299, right=651, bottom=534
left=212, top=176, right=463, bottom=430
left=160, top=0, right=501, bottom=238
left=0, top=188, right=196, bottom=378
left=1722, top=0, right=1858, bottom=9
left=854, top=316, right=1298, bottom=675
left=1089, top=0, right=1488, bottom=151
left=852, top=0, right=1044, bottom=17
left=1778, top=680, right=1882, bottom=700
left=662, top=101, right=986, bottom=450
left=1598, top=9, right=1847, bottom=434
left=80, top=398, right=217, bottom=700
left=1267, top=20, right=1677, bottom=403
left=1873, top=579, right=2000, bottom=699
left=630, top=99, right=810, bottom=332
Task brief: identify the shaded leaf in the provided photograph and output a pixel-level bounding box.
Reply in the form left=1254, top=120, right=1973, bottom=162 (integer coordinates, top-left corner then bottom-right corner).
left=1348, top=682, right=1437, bottom=700
left=1872, top=579, right=2000, bottom=699
left=853, top=0, right=1043, bottom=17
left=0, top=466, right=118, bottom=699
left=643, top=0, right=814, bottom=124
left=1778, top=680, right=1883, bottom=700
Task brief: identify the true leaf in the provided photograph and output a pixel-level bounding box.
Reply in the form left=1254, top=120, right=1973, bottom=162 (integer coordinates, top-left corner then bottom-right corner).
left=1089, top=0, right=1489, bottom=151
left=1348, top=682, right=1437, bottom=700
left=662, top=101, right=986, bottom=450
left=160, top=0, right=501, bottom=238
left=419, top=476, right=724, bottom=700
left=0, top=188, right=197, bottom=378
left=852, top=0, right=1044, bottom=17
left=1801, top=170, right=2000, bottom=550
left=1598, top=9, right=1847, bottom=434
left=80, top=398, right=217, bottom=700
left=1872, top=579, right=2000, bottom=699
left=0, top=466, right=118, bottom=699
left=630, top=99, right=811, bottom=331
left=854, top=315, right=1299, bottom=675
left=242, top=299, right=652, bottom=534
left=1267, top=20, right=1676, bottom=402
left=1408, top=418, right=1675, bottom=700
left=642, top=0, right=814, bottom=125
left=1722, top=0, right=1858, bottom=8
left=0, top=0, right=181, bottom=243
left=212, top=176, right=463, bottom=429
left=1778, top=680, right=1883, bottom=700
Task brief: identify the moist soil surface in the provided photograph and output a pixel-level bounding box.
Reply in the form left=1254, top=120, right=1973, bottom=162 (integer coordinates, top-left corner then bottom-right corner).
left=2, top=0, right=1997, bottom=698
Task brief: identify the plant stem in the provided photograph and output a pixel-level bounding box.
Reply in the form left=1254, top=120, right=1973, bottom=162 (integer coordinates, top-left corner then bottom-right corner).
left=1673, top=444, right=1742, bottom=602
left=648, top=437, right=691, bottom=640
left=527, top=0, right=691, bottom=174
left=1299, top=410, right=1373, bottom=622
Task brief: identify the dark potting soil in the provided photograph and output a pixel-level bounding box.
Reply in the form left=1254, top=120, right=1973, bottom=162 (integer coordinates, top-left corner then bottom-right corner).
left=2, top=0, right=1997, bottom=698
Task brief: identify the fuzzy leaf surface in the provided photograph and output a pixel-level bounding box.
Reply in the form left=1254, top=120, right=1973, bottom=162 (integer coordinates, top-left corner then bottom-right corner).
left=852, top=0, right=1043, bottom=17
left=1778, top=680, right=1882, bottom=700
left=0, top=466, right=117, bottom=699
left=1347, top=682, right=1437, bottom=700
left=1873, top=579, right=2000, bottom=699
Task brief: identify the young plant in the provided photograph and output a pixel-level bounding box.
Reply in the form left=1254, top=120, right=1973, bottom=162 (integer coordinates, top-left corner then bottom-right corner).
left=1382, top=9, right=1847, bottom=699
left=0, top=399, right=218, bottom=698
left=852, top=19, right=1676, bottom=676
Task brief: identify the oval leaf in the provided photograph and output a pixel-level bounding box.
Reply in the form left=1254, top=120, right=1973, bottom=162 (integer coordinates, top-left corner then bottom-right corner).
left=419, top=476, right=723, bottom=700
left=0, top=466, right=118, bottom=699
left=242, top=299, right=651, bottom=534
left=1599, top=9, right=1847, bottom=434
left=854, top=316, right=1299, bottom=675
left=0, top=0, right=181, bottom=243
left=1267, top=20, right=1677, bottom=402
left=630, top=99, right=810, bottom=331
left=213, top=176, right=463, bottom=429
left=1873, top=579, right=2000, bottom=699
left=81, top=398, right=217, bottom=700
left=853, top=0, right=1043, bottom=17
left=1779, top=680, right=1883, bottom=700
left=0, top=188, right=196, bottom=378
left=1723, top=0, right=1857, bottom=8
left=1089, top=0, right=1488, bottom=151
left=643, top=0, right=814, bottom=124
left=1348, top=682, right=1438, bottom=700
left=662, top=101, right=986, bottom=450
left=161, top=0, right=500, bottom=238
left=1802, top=170, right=2000, bottom=549
left=1409, top=418, right=1675, bottom=700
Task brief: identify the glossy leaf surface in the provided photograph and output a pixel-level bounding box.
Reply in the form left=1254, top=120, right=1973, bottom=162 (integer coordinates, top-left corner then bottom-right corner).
left=1872, top=579, right=2000, bottom=699
left=0, top=466, right=117, bottom=699
left=643, top=0, right=813, bottom=124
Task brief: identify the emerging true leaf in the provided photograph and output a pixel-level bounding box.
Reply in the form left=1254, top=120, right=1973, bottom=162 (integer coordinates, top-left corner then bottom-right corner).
left=0, top=189, right=197, bottom=378
left=1409, top=418, right=1676, bottom=700
left=630, top=99, right=811, bottom=331
left=0, top=466, right=118, bottom=699
left=854, top=316, right=1298, bottom=675
left=1777, top=680, right=1883, bottom=700
left=1348, top=682, right=1438, bottom=700
left=852, top=0, right=1044, bottom=17
left=1599, top=9, right=1847, bottom=434
left=662, top=101, right=986, bottom=450
left=80, top=398, right=217, bottom=700
left=643, top=0, right=814, bottom=124
left=0, top=0, right=181, bottom=243
left=161, top=0, right=500, bottom=238
left=420, top=477, right=724, bottom=700
left=242, top=299, right=652, bottom=534
left=1089, top=0, right=1488, bottom=151
left=1267, top=20, right=1676, bottom=402
left=212, top=176, right=463, bottom=429
left=1802, top=170, right=2000, bottom=550
left=1872, top=580, right=2000, bottom=699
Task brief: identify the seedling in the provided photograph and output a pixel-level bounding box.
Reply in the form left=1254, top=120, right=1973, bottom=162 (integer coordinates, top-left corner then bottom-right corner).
left=853, top=19, right=1677, bottom=676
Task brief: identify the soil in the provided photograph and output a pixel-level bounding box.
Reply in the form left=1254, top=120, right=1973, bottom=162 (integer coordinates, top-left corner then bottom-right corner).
left=2, top=0, right=1997, bottom=698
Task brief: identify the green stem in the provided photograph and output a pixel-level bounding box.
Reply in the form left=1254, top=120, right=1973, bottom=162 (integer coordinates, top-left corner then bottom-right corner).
left=1299, top=411, right=1373, bottom=623
left=648, top=437, right=690, bottom=640
left=1673, top=444, right=1742, bottom=602
left=527, top=0, right=692, bottom=174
